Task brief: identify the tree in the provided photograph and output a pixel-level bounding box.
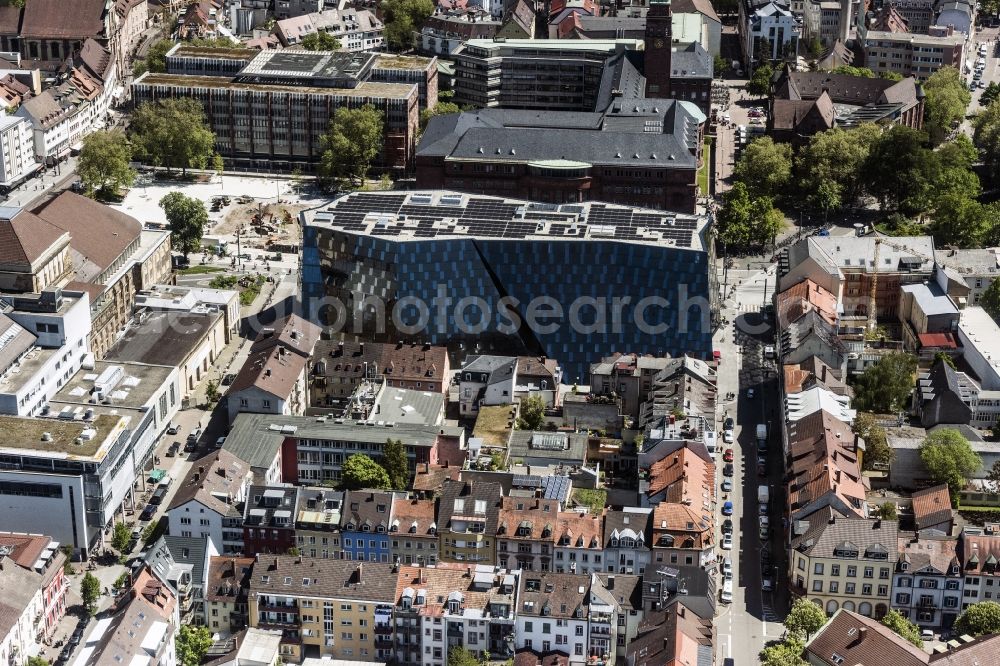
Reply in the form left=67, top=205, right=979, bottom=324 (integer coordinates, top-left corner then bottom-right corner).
left=205, top=380, right=220, bottom=403
left=319, top=104, right=383, bottom=187
left=716, top=183, right=783, bottom=249
left=159, top=192, right=208, bottom=257
left=878, top=501, right=898, bottom=519
left=447, top=647, right=480, bottom=666
left=932, top=134, right=981, bottom=199
left=759, top=637, right=807, bottom=666
left=831, top=65, right=874, bottom=77
left=806, top=37, right=823, bottom=60
left=980, top=278, right=1000, bottom=322
left=27, top=658, right=51, bottom=666
left=382, top=0, right=433, bottom=51
left=934, top=352, right=957, bottom=369
left=920, top=428, right=981, bottom=497
left=300, top=30, right=342, bottom=51
left=923, top=66, right=971, bottom=144
left=881, top=609, right=923, bottom=647
left=852, top=412, right=894, bottom=471
left=733, top=136, right=793, bottom=200
left=146, top=39, right=174, bottom=73
left=175, top=625, right=213, bottom=666
left=130, top=98, right=216, bottom=174
left=982, top=82, right=1000, bottom=108
left=212, top=153, right=224, bottom=180
left=974, top=100, right=1000, bottom=183
left=783, top=598, right=827, bottom=640
left=341, top=453, right=391, bottom=489
left=929, top=193, right=991, bottom=248
left=419, top=101, right=461, bottom=132
left=81, top=572, right=100, bottom=615
left=381, top=438, right=409, bottom=489
left=796, top=124, right=881, bottom=211
left=111, top=521, right=131, bottom=553
left=880, top=71, right=904, bottom=81
left=713, top=55, right=727, bottom=77
left=516, top=394, right=546, bottom=430
left=954, top=601, right=1000, bottom=637
left=852, top=352, right=917, bottom=413
left=77, top=131, right=136, bottom=197
left=746, top=63, right=774, bottom=97
left=864, top=125, right=933, bottom=213
left=987, top=460, right=1000, bottom=491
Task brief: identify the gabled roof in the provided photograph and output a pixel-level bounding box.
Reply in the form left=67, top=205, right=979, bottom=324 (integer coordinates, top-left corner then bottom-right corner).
left=805, top=609, right=927, bottom=666
left=341, top=490, right=396, bottom=532
left=167, top=450, right=249, bottom=518
left=672, top=0, right=720, bottom=22
left=626, top=602, right=713, bottom=666
left=792, top=510, right=898, bottom=560
left=249, top=314, right=320, bottom=358
left=911, top=484, right=952, bottom=531
left=647, top=446, right=715, bottom=506
left=0, top=206, right=68, bottom=267
left=777, top=278, right=838, bottom=328
left=19, top=0, right=106, bottom=40
left=897, top=533, right=958, bottom=574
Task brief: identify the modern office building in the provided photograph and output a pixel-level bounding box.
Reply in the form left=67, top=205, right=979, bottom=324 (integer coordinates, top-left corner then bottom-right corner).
left=302, top=191, right=717, bottom=379
left=132, top=47, right=437, bottom=173
left=0, top=114, right=37, bottom=192
left=415, top=101, right=706, bottom=213
left=861, top=28, right=965, bottom=80
left=738, top=0, right=800, bottom=71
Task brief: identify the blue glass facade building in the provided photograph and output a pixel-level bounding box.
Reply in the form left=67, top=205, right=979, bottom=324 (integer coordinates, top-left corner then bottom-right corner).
left=302, top=192, right=717, bottom=379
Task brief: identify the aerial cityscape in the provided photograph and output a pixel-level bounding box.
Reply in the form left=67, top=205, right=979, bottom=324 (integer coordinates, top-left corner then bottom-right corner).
left=2, top=0, right=1000, bottom=663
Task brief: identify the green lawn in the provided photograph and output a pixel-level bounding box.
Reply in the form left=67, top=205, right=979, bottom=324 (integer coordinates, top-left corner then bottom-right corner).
left=698, top=138, right=713, bottom=195
left=177, top=265, right=224, bottom=275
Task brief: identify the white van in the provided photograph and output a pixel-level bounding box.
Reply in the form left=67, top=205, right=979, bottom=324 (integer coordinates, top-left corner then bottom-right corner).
left=721, top=579, right=733, bottom=603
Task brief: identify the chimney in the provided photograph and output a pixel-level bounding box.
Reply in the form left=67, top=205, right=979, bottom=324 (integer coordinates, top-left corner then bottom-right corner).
left=677, top=605, right=685, bottom=618
left=356, top=563, right=363, bottom=581
left=858, top=627, right=868, bottom=643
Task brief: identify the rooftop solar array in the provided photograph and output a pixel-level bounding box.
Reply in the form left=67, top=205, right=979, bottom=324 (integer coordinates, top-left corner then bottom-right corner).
left=307, top=191, right=707, bottom=250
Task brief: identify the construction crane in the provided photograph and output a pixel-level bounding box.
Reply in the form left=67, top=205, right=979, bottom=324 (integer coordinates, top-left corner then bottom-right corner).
left=867, top=235, right=936, bottom=333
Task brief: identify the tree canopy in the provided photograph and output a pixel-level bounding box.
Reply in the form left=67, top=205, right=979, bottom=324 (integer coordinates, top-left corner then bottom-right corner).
left=517, top=394, right=546, bottom=430
left=954, top=601, right=1000, bottom=637
left=853, top=412, right=893, bottom=471
left=77, top=130, right=136, bottom=197
left=980, top=278, right=1000, bottom=323
left=783, top=598, right=827, bottom=640
left=145, top=39, right=174, bottom=74
left=831, top=65, right=875, bottom=77
left=716, top=182, right=783, bottom=250
left=732, top=136, right=793, bottom=200
left=746, top=63, right=774, bottom=97
left=176, top=626, right=213, bottom=666
left=341, top=453, right=391, bottom=490
left=759, top=636, right=807, bottom=666
left=795, top=124, right=880, bottom=211
left=381, top=438, right=409, bottom=489
left=382, top=0, right=433, bottom=51
left=111, top=521, right=131, bottom=553
left=863, top=126, right=934, bottom=213
left=300, top=31, right=341, bottom=51
left=981, top=82, right=1000, bottom=109
left=974, top=99, right=1000, bottom=183
left=881, top=609, right=923, bottom=647
left=920, top=428, right=981, bottom=497
left=130, top=98, right=216, bottom=173
left=81, top=572, right=100, bottom=615
left=851, top=352, right=917, bottom=413
left=922, top=66, right=971, bottom=144
left=159, top=192, right=208, bottom=257
left=447, top=647, right=480, bottom=666
left=319, top=104, right=384, bottom=187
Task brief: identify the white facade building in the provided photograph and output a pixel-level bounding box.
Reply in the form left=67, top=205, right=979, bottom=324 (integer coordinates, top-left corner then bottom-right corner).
left=739, top=0, right=801, bottom=70
left=0, top=114, right=38, bottom=190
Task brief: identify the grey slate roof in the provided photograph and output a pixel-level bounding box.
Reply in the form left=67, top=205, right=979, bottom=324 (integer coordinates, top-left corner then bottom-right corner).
left=670, top=42, right=712, bottom=80
left=792, top=508, right=899, bottom=560
left=508, top=431, right=588, bottom=464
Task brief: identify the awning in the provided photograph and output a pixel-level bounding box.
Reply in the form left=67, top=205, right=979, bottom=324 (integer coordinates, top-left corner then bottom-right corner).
left=149, top=469, right=167, bottom=482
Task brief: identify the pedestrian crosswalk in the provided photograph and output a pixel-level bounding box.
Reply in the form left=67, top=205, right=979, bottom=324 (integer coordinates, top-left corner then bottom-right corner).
left=738, top=303, right=762, bottom=314
left=761, top=602, right=780, bottom=623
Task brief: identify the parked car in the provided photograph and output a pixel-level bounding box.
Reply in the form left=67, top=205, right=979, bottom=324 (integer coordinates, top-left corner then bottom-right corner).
left=140, top=504, right=156, bottom=521
left=721, top=518, right=733, bottom=534
left=723, top=430, right=734, bottom=444
left=215, top=436, right=226, bottom=448
left=723, top=463, right=734, bottom=477
left=746, top=388, right=755, bottom=399
left=722, top=557, right=733, bottom=579
left=721, top=534, right=733, bottom=550
left=187, top=428, right=202, bottom=443
left=723, top=448, right=734, bottom=463
left=724, top=417, right=734, bottom=430
left=721, top=479, right=733, bottom=493
left=722, top=501, right=733, bottom=516
left=166, top=423, right=180, bottom=435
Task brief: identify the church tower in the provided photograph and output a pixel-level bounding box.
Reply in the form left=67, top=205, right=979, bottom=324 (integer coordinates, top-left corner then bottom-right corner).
left=644, top=0, right=673, bottom=98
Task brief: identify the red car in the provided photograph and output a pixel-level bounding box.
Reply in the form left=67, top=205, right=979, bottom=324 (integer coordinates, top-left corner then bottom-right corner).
left=723, top=448, right=734, bottom=463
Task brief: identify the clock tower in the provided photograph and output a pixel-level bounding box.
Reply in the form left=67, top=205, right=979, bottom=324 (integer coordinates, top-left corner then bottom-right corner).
left=644, top=0, right=673, bottom=99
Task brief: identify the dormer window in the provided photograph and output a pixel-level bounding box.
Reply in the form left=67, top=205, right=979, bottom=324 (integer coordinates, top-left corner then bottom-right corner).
left=363, top=524, right=371, bottom=532
left=900, top=561, right=909, bottom=572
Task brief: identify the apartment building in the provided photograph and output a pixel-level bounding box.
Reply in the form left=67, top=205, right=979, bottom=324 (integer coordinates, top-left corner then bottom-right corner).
left=589, top=353, right=672, bottom=422
left=143, top=535, right=216, bottom=626
left=437, top=479, right=503, bottom=564
left=249, top=558, right=397, bottom=663
left=226, top=314, right=320, bottom=423
left=861, top=29, right=965, bottom=81
left=892, top=534, right=962, bottom=629
left=553, top=510, right=605, bottom=575
left=205, top=556, right=255, bottom=635
left=738, top=0, right=799, bottom=69
left=516, top=572, right=621, bottom=663
left=790, top=509, right=899, bottom=618
left=294, top=487, right=343, bottom=559
left=274, top=9, right=384, bottom=51
left=132, top=48, right=436, bottom=173
left=390, top=497, right=439, bottom=566
left=311, top=340, right=450, bottom=406
left=804, top=0, right=851, bottom=47
left=651, top=503, right=715, bottom=571
left=420, top=11, right=499, bottom=57
left=0, top=114, right=37, bottom=191
left=111, top=0, right=148, bottom=88
left=0, top=532, right=66, bottom=642
left=135, top=284, right=241, bottom=344
left=497, top=497, right=561, bottom=571
left=786, top=409, right=866, bottom=520
left=244, top=486, right=301, bottom=556
left=166, top=450, right=253, bottom=555
left=959, top=531, right=1000, bottom=608
left=339, top=490, right=399, bottom=563
left=394, top=564, right=519, bottom=665
left=603, top=507, right=652, bottom=575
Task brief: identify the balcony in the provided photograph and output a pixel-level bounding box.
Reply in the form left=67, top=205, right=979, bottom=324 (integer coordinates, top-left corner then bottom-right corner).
left=376, top=635, right=394, bottom=649
left=375, top=624, right=393, bottom=634
left=448, top=625, right=464, bottom=638
left=259, top=600, right=299, bottom=612
left=591, top=625, right=611, bottom=635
